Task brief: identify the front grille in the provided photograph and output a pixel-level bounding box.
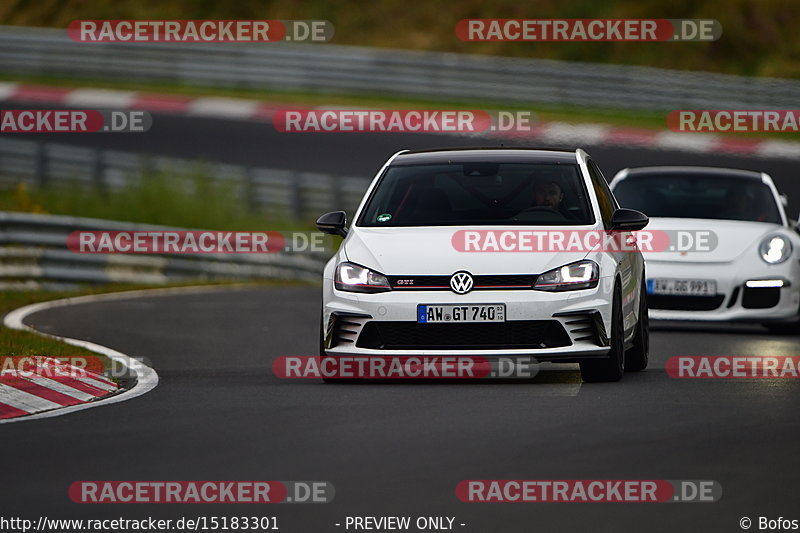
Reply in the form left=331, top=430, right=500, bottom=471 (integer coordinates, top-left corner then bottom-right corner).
left=355, top=320, right=571, bottom=350
left=742, top=287, right=780, bottom=309
left=387, top=274, right=538, bottom=291
left=649, top=294, right=725, bottom=311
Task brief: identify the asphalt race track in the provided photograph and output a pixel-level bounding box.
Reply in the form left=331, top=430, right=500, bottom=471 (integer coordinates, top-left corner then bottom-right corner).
left=7, top=287, right=800, bottom=532
left=2, top=110, right=800, bottom=532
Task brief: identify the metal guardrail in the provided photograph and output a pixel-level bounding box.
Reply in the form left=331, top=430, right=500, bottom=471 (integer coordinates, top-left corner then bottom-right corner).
left=0, top=211, right=330, bottom=288
left=0, top=137, right=371, bottom=221
left=1, top=25, right=800, bottom=111
left=0, top=135, right=355, bottom=289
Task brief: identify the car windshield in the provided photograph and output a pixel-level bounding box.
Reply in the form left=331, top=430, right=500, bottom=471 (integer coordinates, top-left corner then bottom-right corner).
left=613, top=173, right=782, bottom=224
left=357, top=162, right=594, bottom=226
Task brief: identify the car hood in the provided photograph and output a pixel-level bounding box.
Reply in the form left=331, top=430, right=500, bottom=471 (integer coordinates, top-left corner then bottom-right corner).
left=344, top=227, right=590, bottom=275
left=643, top=217, right=785, bottom=263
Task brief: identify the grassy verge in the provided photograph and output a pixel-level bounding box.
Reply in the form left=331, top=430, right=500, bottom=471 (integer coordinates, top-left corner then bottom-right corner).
left=4, top=73, right=800, bottom=142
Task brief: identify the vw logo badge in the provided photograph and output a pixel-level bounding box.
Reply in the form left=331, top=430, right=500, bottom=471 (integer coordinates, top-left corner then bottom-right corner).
left=450, top=271, right=474, bottom=294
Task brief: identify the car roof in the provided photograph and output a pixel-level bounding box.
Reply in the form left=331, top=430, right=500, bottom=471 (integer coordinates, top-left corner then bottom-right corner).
left=623, top=166, right=763, bottom=180
left=390, top=148, right=579, bottom=166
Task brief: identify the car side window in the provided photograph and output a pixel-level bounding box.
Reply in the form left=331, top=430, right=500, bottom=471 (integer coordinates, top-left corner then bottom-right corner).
left=587, top=159, right=616, bottom=228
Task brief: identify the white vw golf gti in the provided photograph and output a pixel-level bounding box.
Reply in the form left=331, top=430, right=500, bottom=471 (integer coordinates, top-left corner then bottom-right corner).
left=317, top=148, right=650, bottom=382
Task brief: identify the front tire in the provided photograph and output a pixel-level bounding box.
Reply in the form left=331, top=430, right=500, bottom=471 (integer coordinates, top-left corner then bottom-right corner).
left=580, top=284, right=624, bottom=383
left=624, top=280, right=649, bottom=372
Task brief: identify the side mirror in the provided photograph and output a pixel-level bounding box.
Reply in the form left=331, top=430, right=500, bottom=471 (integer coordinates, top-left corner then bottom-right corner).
left=610, top=208, right=649, bottom=231
left=316, top=211, right=348, bottom=237
left=780, top=194, right=789, bottom=208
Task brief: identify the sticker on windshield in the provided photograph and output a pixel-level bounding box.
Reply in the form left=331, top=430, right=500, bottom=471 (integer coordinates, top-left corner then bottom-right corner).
left=376, top=213, right=392, bottom=222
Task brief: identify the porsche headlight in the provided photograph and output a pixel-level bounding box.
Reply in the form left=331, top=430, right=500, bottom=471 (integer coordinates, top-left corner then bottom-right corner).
left=759, top=235, right=792, bottom=265
left=334, top=262, right=391, bottom=293
left=533, top=260, right=599, bottom=292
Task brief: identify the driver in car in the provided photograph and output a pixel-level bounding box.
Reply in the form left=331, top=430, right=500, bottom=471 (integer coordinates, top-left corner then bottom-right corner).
left=534, top=180, right=565, bottom=209
left=532, top=179, right=575, bottom=219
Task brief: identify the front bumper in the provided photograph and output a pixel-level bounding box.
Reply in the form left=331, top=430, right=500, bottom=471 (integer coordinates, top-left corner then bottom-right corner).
left=321, top=277, right=616, bottom=362
left=645, top=259, right=800, bottom=322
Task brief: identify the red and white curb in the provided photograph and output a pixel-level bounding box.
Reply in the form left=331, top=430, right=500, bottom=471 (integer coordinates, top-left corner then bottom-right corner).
left=0, top=356, right=118, bottom=420
left=2, top=289, right=164, bottom=424
left=2, top=81, right=800, bottom=159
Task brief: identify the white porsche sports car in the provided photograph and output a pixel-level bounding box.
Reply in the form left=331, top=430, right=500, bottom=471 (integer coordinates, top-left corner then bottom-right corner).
left=316, top=148, right=649, bottom=382
left=610, top=166, right=800, bottom=333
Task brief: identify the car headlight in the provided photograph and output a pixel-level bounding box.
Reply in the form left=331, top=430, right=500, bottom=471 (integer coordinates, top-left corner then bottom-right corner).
left=759, top=234, right=792, bottom=265
left=334, top=262, right=391, bottom=293
left=533, top=260, right=599, bottom=292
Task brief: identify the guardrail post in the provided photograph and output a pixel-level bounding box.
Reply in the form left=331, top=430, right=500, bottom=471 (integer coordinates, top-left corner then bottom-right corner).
left=140, top=155, right=155, bottom=181
left=290, top=171, right=303, bottom=220
left=331, top=174, right=343, bottom=210
left=92, top=148, right=106, bottom=195
left=245, top=168, right=259, bottom=212
left=34, top=141, right=47, bottom=187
